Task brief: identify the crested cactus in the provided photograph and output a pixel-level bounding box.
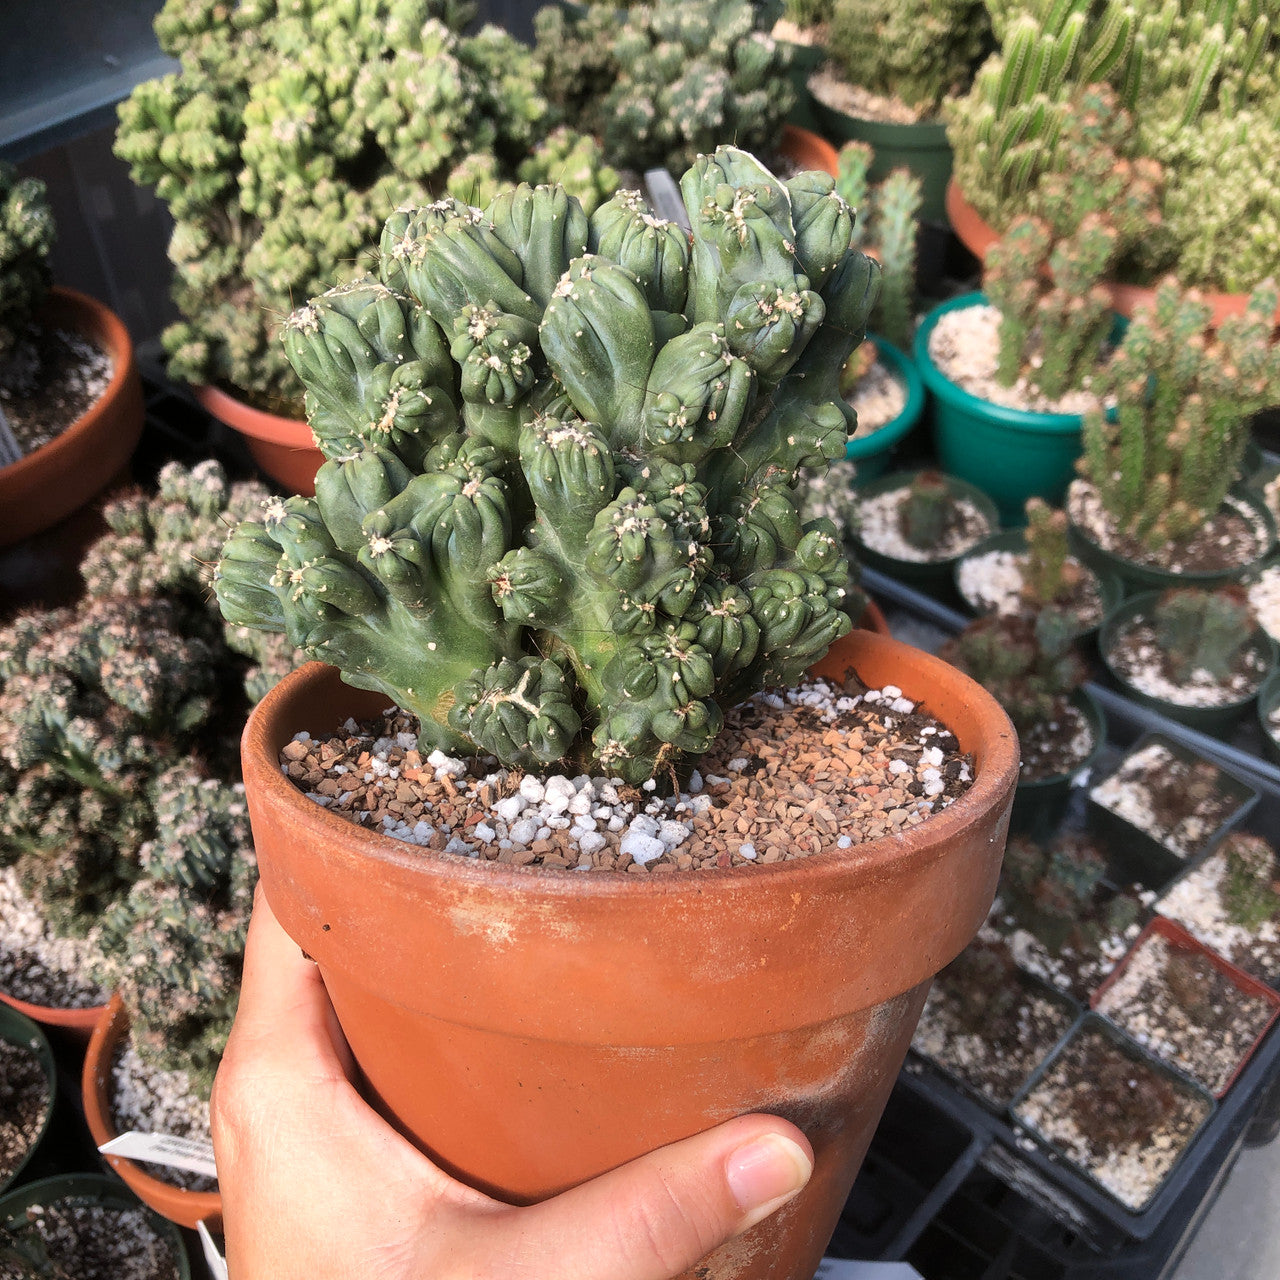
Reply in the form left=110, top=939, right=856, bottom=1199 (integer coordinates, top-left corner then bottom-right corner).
left=0, top=163, right=54, bottom=359
left=1151, top=586, right=1258, bottom=685
left=827, top=0, right=991, bottom=116
left=216, top=150, right=880, bottom=784
left=1078, top=278, right=1280, bottom=549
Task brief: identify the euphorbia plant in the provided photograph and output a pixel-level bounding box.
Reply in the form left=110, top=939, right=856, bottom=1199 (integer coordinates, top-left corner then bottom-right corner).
left=215, top=148, right=880, bottom=784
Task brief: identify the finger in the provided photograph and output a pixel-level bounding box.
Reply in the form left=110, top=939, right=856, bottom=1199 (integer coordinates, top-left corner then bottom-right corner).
left=484, top=1114, right=813, bottom=1280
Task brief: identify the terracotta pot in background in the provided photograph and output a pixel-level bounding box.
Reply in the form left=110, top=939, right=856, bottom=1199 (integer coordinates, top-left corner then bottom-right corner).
left=0, top=987, right=108, bottom=1042
left=194, top=383, right=321, bottom=497
left=778, top=123, right=840, bottom=177
left=240, top=629, right=1018, bottom=1280
left=0, top=287, right=143, bottom=548
left=82, top=994, right=222, bottom=1231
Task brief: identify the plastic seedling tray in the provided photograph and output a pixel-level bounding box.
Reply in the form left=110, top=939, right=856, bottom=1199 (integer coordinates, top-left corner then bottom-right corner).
left=1091, top=915, right=1280, bottom=1097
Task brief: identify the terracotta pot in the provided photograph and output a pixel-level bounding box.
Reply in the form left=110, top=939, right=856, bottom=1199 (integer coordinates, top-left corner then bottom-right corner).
left=240, top=629, right=1017, bottom=1280
left=945, top=180, right=1280, bottom=328
left=82, top=994, right=222, bottom=1231
left=0, top=287, right=143, bottom=548
left=778, top=123, right=839, bottom=178
left=193, top=383, right=321, bottom=496
left=860, top=597, right=891, bottom=637
left=0, top=987, right=108, bottom=1042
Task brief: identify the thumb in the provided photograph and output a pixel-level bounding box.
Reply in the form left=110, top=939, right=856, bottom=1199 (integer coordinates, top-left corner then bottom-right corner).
left=484, top=1114, right=813, bottom=1280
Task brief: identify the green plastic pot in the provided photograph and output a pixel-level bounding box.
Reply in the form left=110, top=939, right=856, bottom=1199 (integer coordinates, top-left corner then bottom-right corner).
left=1258, top=669, right=1280, bottom=764
left=1099, top=591, right=1278, bottom=739
left=849, top=468, right=999, bottom=598
left=0, top=1174, right=190, bottom=1279
left=1068, top=484, right=1278, bottom=598
left=915, top=294, right=1121, bottom=525
left=845, top=334, right=925, bottom=479
left=780, top=39, right=824, bottom=131
left=1009, top=688, right=1107, bottom=840
left=0, top=1007, right=56, bottom=1195
left=810, top=96, right=951, bottom=222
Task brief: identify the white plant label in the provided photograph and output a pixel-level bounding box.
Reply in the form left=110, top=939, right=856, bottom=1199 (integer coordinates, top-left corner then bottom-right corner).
left=812, top=1262, right=925, bottom=1280
left=98, top=1130, right=218, bottom=1178
left=198, top=1221, right=230, bottom=1280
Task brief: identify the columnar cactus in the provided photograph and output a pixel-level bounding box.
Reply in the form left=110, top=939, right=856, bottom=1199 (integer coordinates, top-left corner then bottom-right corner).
left=1151, top=586, right=1258, bottom=685
left=0, top=163, right=54, bottom=358
left=1021, top=498, right=1083, bottom=608
left=216, top=150, right=880, bottom=783
left=899, top=471, right=957, bottom=551
left=1078, top=278, right=1280, bottom=549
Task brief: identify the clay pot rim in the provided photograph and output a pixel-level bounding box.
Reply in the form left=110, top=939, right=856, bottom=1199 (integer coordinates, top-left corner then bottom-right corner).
left=81, top=993, right=222, bottom=1229
left=243, top=630, right=1020, bottom=902
left=193, top=381, right=309, bottom=445
left=0, top=987, right=108, bottom=1033
left=0, top=287, right=134, bottom=484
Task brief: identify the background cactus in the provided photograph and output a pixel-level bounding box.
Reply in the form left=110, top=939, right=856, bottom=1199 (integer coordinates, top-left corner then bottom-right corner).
left=1151, top=586, right=1258, bottom=686
left=898, top=471, right=959, bottom=551
left=826, top=0, right=991, bottom=116
left=0, top=163, right=54, bottom=360
left=216, top=149, right=880, bottom=784
left=1220, top=833, right=1280, bottom=931
left=534, top=0, right=795, bottom=177
left=115, top=0, right=602, bottom=415
left=1021, top=498, right=1084, bottom=608
left=1078, top=278, right=1280, bottom=549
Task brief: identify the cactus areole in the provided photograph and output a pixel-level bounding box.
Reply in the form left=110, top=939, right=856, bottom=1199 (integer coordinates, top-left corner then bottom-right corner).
left=215, top=149, right=880, bottom=784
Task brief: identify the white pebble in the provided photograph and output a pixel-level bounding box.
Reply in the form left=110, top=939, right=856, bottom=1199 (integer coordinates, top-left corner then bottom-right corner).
left=509, top=818, right=539, bottom=845
left=739, top=843, right=758, bottom=860
left=578, top=832, right=607, bottom=855
left=837, top=835, right=853, bottom=848
left=519, top=776, right=546, bottom=803
left=621, top=832, right=665, bottom=864
left=474, top=822, right=496, bottom=843
left=494, top=796, right=525, bottom=823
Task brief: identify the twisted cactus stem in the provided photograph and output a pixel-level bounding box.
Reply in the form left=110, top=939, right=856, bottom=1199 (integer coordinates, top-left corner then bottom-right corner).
left=217, top=149, right=880, bottom=783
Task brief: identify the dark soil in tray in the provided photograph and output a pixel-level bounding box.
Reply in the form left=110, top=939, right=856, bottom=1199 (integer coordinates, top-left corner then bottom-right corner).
left=1016, top=699, right=1096, bottom=783
left=0, top=1197, right=181, bottom=1279
left=0, top=1039, right=48, bottom=1183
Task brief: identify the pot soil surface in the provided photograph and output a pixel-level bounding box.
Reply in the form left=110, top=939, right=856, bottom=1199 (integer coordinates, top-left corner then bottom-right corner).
left=0, top=1039, right=48, bottom=1184
left=1017, top=700, right=1096, bottom=784
left=1089, top=741, right=1247, bottom=860
left=1012, top=1024, right=1211, bottom=1210
left=1105, top=617, right=1269, bottom=707
left=808, top=66, right=926, bottom=124
left=1096, top=929, right=1276, bottom=1094
left=0, top=325, right=112, bottom=460
left=957, top=548, right=1105, bottom=630
left=1069, top=481, right=1270, bottom=576
left=854, top=484, right=993, bottom=565
left=281, top=673, right=976, bottom=872
left=0, top=1198, right=181, bottom=1280
left=847, top=352, right=907, bottom=439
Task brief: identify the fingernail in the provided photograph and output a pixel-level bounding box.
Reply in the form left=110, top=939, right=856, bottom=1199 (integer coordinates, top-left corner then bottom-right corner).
left=725, top=1134, right=813, bottom=1228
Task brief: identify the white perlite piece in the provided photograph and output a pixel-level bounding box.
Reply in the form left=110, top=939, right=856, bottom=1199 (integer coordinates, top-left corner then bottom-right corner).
left=855, top=488, right=993, bottom=563
left=847, top=358, right=908, bottom=438
left=1248, top=564, right=1280, bottom=643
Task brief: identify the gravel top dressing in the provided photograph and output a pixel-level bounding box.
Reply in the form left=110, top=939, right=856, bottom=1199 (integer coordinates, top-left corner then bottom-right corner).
left=0, top=868, right=108, bottom=1010
left=854, top=488, right=993, bottom=564
left=0, top=1197, right=181, bottom=1280
left=927, top=305, right=1106, bottom=416
left=1105, top=618, right=1269, bottom=707
left=807, top=66, right=925, bottom=124
left=111, top=1041, right=215, bottom=1193
left=1012, top=1025, right=1212, bottom=1210
left=0, top=1039, right=49, bottom=1183
left=1247, top=564, right=1280, bottom=643
left=957, top=549, right=1105, bottom=629
left=281, top=675, right=976, bottom=873
left=1089, top=742, right=1244, bottom=859
left=1095, top=930, right=1276, bottom=1094
left=1017, top=701, right=1096, bottom=783
left=848, top=358, right=907, bottom=438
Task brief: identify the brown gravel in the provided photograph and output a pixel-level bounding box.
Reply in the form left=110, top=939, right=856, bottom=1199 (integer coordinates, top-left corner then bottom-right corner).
left=280, top=674, right=976, bottom=874
left=0, top=1038, right=49, bottom=1182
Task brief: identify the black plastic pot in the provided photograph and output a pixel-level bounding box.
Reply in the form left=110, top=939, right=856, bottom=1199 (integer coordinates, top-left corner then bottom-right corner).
left=1010, top=688, right=1107, bottom=839
left=0, top=1006, right=56, bottom=1194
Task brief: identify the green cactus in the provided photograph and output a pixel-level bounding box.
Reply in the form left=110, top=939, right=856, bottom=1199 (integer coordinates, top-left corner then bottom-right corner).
left=898, top=471, right=959, bottom=551
left=115, top=0, right=579, bottom=415
left=216, top=150, right=880, bottom=784
left=518, top=128, right=619, bottom=218
left=1079, top=278, right=1280, bottom=550
left=1220, top=832, right=1280, bottom=932
left=827, top=0, right=991, bottom=116
left=1151, top=586, right=1258, bottom=685
left=1020, top=498, right=1081, bottom=607
left=783, top=0, right=833, bottom=26
left=535, top=0, right=795, bottom=177
left=0, top=163, right=54, bottom=359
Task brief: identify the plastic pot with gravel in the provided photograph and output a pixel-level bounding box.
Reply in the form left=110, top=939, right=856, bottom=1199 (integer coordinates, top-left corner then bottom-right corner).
left=0, top=1006, right=55, bottom=1196
left=214, top=151, right=1020, bottom=1280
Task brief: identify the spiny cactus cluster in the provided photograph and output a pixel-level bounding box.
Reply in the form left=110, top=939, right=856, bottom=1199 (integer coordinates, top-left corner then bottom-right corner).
left=940, top=608, right=1085, bottom=739
left=534, top=0, right=795, bottom=177
left=216, top=149, right=880, bottom=784
left=89, top=766, right=256, bottom=1097
left=949, top=1, right=1280, bottom=291
left=835, top=141, right=921, bottom=350
left=116, top=0, right=601, bottom=414
left=826, top=0, right=991, bottom=116
left=1078, top=278, right=1280, bottom=549
left=1151, top=586, right=1258, bottom=686
left=517, top=127, right=619, bottom=219
left=0, top=163, right=54, bottom=359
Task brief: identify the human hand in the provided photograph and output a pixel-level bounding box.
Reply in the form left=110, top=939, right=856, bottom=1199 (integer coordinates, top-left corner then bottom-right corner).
left=211, top=889, right=815, bottom=1280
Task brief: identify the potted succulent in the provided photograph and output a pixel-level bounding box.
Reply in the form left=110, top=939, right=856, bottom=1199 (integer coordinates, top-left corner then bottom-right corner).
left=215, top=151, right=1020, bottom=1280
left=0, top=1005, right=56, bottom=1195
left=115, top=0, right=593, bottom=495
left=797, top=0, right=991, bottom=221
left=1099, top=585, right=1278, bottom=737
left=0, top=165, right=143, bottom=548
left=1069, top=280, right=1280, bottom=594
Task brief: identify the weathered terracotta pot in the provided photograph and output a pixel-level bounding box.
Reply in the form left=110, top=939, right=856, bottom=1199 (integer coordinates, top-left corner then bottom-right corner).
left=193, top=383, right=320, bottom=496
left=240, top=629, right=1017, bottom=1280
left=0, top=987, right=107, bottom=1041
left=81, top=994, right=222, bottom=1231
left=0, top=287, right=143, bottom=548
left=778, top=123, right=839, bottom=178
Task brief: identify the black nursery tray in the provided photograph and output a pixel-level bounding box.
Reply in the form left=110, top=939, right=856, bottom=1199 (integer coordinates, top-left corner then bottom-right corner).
left=830, top=570, right=1280, bottom=1278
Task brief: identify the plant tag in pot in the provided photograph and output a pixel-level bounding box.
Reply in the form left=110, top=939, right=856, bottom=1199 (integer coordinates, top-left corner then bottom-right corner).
left=198, top=1220, right=230, bottom=1280
left=98, top=1129, right=218, bottom=1177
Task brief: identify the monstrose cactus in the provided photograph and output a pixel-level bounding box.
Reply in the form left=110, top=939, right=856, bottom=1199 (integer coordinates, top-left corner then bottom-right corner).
left=0, top=163, right=54, bottom=358
left=216, top=150, right=880, bottom=784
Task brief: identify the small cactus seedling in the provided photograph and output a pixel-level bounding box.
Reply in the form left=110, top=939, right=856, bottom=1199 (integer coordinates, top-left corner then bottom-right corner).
left=1088, top=1036, right=1179, bottom=1153
left=1220, top=833, right=1280, bottom=933
left=1150, top=586, right=1257, bottom=686
left=1161, top=945, right=1220, bottom=1025
left=898, top=471, right=957, bottom=551
left=215, top=150, right=880, bottom=784
left=1021, top=498, right=1084, bottom=608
